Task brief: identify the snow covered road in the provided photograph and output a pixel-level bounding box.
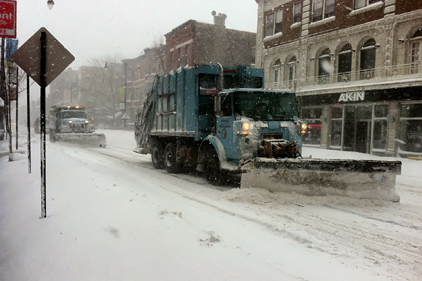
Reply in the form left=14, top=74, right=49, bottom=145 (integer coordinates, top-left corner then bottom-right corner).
left=1, top=129, right=421, bottom=280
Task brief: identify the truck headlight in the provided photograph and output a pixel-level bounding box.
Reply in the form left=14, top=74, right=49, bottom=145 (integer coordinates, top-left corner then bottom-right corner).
left=301, top=122, right=307, bottom=134
left=242, top=122, right=250, bottom=131
left=85, top=120, right=89, bottom=123
left=238, top=122, right=253, bottom=135
left=68, top=120, right=73, bottom=124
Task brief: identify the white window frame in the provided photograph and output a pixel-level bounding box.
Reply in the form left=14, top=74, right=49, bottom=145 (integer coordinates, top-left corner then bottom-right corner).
left=265, top=10, right=283, bottom=37
left=293, top=2, right=302, bottom=23
left=312, top=0, right=335, bottom=22
left=272, top=59, right=281, bottom=84
left=354, top=0, right=381, bottom=10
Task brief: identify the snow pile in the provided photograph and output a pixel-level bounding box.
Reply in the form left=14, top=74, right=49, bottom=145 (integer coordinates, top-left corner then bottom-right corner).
left=222, top=187, right=394, bottom=207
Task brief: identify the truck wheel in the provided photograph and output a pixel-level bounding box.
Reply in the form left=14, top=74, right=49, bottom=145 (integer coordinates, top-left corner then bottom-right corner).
left=151, top=142, right=165, bottom=169
left=164, top=143, right=181, bottom=173
left=204, top=148, right=224, bottom=185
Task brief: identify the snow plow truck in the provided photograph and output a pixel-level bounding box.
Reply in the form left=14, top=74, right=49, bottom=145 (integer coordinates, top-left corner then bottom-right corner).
left=48, top=105, right=106, bottom=147
left=133, top=64, right=401, bottom=202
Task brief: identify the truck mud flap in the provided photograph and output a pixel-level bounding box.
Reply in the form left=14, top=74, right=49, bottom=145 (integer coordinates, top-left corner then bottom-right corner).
left=240, top=158, right=401, bottom=202
left=56, top=133, right=107, bottom=147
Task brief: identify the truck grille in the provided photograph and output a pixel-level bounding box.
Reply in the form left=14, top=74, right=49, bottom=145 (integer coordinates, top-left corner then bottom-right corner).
left=261, top=133, right=283, bottom=140
left=71, top=123, right=86, bottom=132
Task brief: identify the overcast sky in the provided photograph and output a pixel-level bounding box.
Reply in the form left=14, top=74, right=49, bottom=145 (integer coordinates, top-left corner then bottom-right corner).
left=16, top=0, right=258, bottom=69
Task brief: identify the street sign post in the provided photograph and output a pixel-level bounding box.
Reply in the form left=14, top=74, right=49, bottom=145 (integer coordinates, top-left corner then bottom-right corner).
left=12, top=27, right=75, bottom=86
left=0, top=0, right=17, bottom=39
left=12, top=27, right=74, bottom=219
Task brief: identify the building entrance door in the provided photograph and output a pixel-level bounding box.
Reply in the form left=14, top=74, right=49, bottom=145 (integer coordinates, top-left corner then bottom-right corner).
left=356, top=121, right=371, bottom=153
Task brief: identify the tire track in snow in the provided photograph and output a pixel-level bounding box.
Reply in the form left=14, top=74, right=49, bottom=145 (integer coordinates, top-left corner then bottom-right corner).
left=52, top=142, right=422, bottom=281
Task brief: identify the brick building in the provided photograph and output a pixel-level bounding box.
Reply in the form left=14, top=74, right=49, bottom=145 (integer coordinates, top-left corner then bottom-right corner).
left=164, top=12, right=256, bottom=72
left=123, top=46, right=166, bottom=123
left=255, top=0, right=422, bottom=157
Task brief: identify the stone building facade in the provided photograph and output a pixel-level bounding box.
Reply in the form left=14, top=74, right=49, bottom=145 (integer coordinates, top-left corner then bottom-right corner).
left=165, top=12, right=256, bottom=73
left=255, top=0, right=422, bottom=157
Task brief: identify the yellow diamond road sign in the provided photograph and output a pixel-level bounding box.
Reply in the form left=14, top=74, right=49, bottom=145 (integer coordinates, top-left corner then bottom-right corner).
left=11, top=27, right=75, bottom=87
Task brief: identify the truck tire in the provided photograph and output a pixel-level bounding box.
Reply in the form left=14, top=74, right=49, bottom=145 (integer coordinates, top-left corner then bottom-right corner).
left=164, top=143, right=181, bottom=173
left=151, top=142, right=165, bottom=169
left=204, top=148, right=225, bottom=185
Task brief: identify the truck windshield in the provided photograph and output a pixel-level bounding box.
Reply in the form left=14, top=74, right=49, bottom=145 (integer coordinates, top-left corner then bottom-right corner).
left=233, top=91, right=298, bottom=121
left=61, top=111, right=87, bottom=119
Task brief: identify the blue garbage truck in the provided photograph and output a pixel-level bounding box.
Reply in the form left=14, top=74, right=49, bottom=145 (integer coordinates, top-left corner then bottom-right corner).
left=134, top=64, right=401, bottom=202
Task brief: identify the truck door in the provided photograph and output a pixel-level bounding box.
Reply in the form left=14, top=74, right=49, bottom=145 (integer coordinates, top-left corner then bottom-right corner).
left=216, top=95, right=236, bottom=159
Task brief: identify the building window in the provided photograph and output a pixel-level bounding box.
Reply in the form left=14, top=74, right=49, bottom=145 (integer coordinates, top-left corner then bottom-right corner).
left=337, top=43, right=353, bottom=82
left=177, top=48, right=181, bottom=68
left=169, top=51, right=173, bottom=71
left=272, top=59, right=281, bottom=85
left=293, top=2, right=302, bottom=23
left=312, top=0, right=335, bottom=22
left=265, top=10, right=283, bottom=37
left=185, top=45, right=190, bottom=67
left=318, top=48, right=331, bottom=84
left=360, top=39, right=377, bottom=80
left=286, top=56, right=297, bottom=89
left=410, top=28, right=422, bottom=74
left=354, top=0, right=380, bottom=10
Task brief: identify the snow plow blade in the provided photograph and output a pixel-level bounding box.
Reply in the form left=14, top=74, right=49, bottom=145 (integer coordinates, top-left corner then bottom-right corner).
left=55, top=133, right=107, bottom=147
left=241, top=158, right=401, bottom=202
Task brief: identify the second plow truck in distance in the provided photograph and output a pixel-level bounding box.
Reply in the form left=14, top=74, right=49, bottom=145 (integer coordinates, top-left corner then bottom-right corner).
left=134, top=64, right=401, bottom=202
left=48, top=105, right=106, bottom=147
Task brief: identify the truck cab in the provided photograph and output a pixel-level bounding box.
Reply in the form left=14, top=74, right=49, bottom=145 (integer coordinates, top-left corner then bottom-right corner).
left=213, top=88, right=303, bottom=164
left=50, top=106, right=95, bottom=134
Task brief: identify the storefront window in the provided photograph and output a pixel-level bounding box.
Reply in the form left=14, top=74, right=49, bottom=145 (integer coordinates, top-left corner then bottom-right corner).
left=331, top=106, right=343, bottom=118
left=356, top=105, right=372, bottom=119
left=400, top=104, right=422, bottom=153
left=343, top=106, right=356, bottom=150
left=330, top=106, right=343, bottom=147
left=373, top=120, right=387, bottom=150
left=331, top=120, right=342, bottom=147
left=301, top=108, right=322, bottom=145
left=374, top=104, right=388, bottom=118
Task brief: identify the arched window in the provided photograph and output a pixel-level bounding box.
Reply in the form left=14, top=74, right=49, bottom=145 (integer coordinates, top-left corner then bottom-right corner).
left=360, top=39, right=377, bottom=80
left=272, top=59, right=281, bottom=85
left=285, top=56, right=297, bottom=89
left=410, top=28, right=422, bottom=74
left=337, top=43, right=353, bottom=82
left=318, top=48, right=331, bottom=84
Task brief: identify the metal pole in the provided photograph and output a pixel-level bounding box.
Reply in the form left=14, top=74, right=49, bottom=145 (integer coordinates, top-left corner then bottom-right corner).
left=124, top=62, right=127, bottom=130
left=27, top=74, right=31, bottom=173
left=16, top=67, right=18, bottom=150
left=40, top=31, right=47, bottom=218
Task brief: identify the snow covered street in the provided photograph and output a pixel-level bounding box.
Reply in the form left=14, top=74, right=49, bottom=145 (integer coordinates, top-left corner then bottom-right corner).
left=1, top=129, right=421, bottom=281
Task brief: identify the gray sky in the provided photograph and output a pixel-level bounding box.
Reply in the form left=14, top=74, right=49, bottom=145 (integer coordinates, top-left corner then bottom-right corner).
left=17, top=0, right=258, bottom=69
